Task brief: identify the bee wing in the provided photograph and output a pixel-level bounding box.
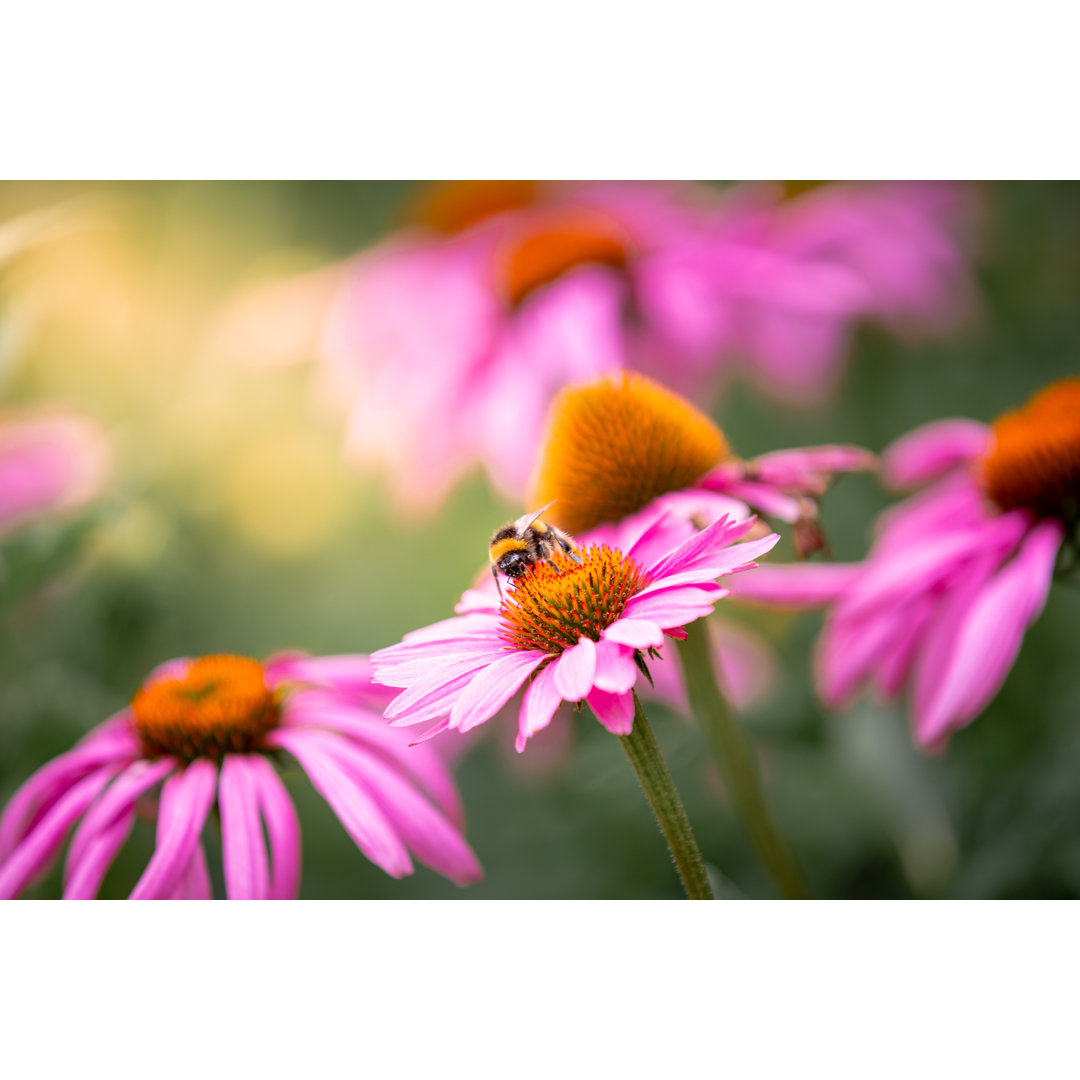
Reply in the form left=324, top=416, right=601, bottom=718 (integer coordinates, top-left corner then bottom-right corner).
left=512, top=499, right=558, bottom=534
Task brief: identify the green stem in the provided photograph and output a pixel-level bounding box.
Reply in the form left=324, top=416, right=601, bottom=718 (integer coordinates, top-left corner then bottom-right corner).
left=613, top=693, right=715, bottom=900
left=680, top=620, right=810, bottom=899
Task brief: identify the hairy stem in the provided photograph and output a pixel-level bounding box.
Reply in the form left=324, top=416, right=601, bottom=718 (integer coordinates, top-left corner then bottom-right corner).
left=615, top=692, right=715, bottom=900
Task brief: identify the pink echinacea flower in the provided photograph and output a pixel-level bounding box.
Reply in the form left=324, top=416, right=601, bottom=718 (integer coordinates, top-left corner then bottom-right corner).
left=371, top=514, right=780, bottom=752
left=735, top=377, right=1080, bottom=750
left=0, top=652, right=481, bottom=898
left=0, top=411, right=108, bottom=537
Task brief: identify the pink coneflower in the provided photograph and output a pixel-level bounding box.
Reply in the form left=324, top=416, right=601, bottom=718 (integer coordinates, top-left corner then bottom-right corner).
left=316, top=180, right=743, bottom=511
left=683, top=181, right=978, bottom=404
left=372, top=515, right=779, bottom=752
left=0, top=411, right=108, bottom=536
left=0, top=652, right=481, bottom=898
left=735, top=377, right=1079, bottom=750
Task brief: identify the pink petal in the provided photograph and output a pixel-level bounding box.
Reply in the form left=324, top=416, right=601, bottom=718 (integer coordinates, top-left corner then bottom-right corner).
left=129, top=760, right=218, bottom=900
left=449, top=649, right=546, bottom=733
left=264, top=653, right=375, bottom=695
left=712, top=619, right=777, bottom=710
left=750, top=445, right=877, bottom=488
left=731, top=562, right=863, bottom=606
left=169, top=841, right=212, bottom=900
left=516, top=662, right=562, bottom=752
left=284, top=694, right=463, bottom=827
left=706, top=480, right=803, bottom=522
left=63, top=810, right=135, bottom=900
left=0, top=764, right=121, bottom=900
left=66, top=757, right=176, bottom=874
left=553, top=638, right=597, bottom=702
left=318, top=735, right=482, bottom=886
left=603, top=618, right=665, bottom=649
left=382, top=653, right=497, bottom=720
left=245, top=755, right=301, bottom=900
left=592, top=640, right=639, bottom=695
left=882, top=419, right=991, bottom=490
left=220, top=755, right=271, bottom=900
left=622, top=585, right=724, bottom=626
left=916, top=520, right=1063, bottom=746
left=0, top=726, right=138, bottom=861
left=586, top=688, right=635, bottom=736
left=269, top=727, right=412, bottom=878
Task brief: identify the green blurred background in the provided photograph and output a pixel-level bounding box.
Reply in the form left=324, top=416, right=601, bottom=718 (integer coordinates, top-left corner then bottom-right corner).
left=0, top=181, right=1077, bottom=899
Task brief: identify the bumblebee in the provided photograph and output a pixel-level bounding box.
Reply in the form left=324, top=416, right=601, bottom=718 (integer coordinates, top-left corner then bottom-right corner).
left=490, top=500, right=581, bottom=599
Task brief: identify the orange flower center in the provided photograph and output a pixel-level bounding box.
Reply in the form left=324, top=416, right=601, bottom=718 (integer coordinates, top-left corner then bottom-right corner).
left=980, top=378, right=1080, bottom=523
left=498, top=210, right=631, bottom=306
left=409, top=180, right=539, bottom=234
left=131, top=655, right=279, bottom=762
left=499, top=546, right=651, bottom=654
left=530, top=373, right=730, bottom=534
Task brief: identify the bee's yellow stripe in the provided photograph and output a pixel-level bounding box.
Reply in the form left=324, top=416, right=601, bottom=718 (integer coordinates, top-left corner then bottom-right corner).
left=490, top=537, right=528, bottom=562
left=532, top=520, right=549, bottom=533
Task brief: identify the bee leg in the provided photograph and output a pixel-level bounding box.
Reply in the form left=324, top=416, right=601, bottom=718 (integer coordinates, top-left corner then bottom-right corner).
left=558, top=535, right=583, bottom=565
left=492, top=564, right=504, bottom=602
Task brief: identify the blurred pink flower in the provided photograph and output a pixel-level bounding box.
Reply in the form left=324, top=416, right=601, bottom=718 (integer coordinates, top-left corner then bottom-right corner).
left=736, top=378, right=1078, bottom=750
left=679, top=181, right=978, bottom=404
left=371, top=514, right=779, bottom=752
left=0, top=652, right=481, bottom=899
left=0, top=411, right=108, bottom=536
left=221, top=181, right=973, bottom=512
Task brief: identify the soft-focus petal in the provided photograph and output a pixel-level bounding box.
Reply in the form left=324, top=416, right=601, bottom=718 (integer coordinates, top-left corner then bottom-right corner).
left=0, top=765, right=121, bottom=900
left=269, top=728, right=413, bottom=878
left=732, top=562, right=864, bottom=607
left=592, top=640, right=639, bottom=695
left=882, top=418, right=992, bottom=489
left=63, top=811, right=134, bottom=900
left=130, top=760, right=218, bottom=900
left=916, top=520, right=1064, bottom=746
left=220, top=755, right=271, bottom=901
left=245, top=755, right=301, bottom=900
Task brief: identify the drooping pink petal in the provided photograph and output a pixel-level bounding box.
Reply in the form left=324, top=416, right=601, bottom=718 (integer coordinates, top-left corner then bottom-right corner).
left=129, top=759, right=218, bottom=900
left=313, top=733, right=482, bottom=886
left=712, top=619, right=777, bottom=710
left=0, top=726, right=139, bottom=861
left=264, top=653, right=375, bottom=696
left=730, top=562, right=864, bottom=606
left=66, top=757, right=176, bottom=873
left=220, top=754, right=271, bottom=901
left=704, top=479, right=803, bottom=522
left=516, top=662, right=562, bottom=752
left=449, top=649, right=546, bottom=733
left=586, top=688, right=635, bottom=736
left=168, top=841, right=212, bottom=900
left=881, top=418, right=991, bottom=490
left=915, top=520, right=1064, bottom=746
left=0, top=764, right=122, bottom=900
left=284, top=693, right=463, bottom=826
left=269, top=727, right=413, bottom=878
left=245, top=755, right=301, bottom=900
left=749, top=445, right=877, bottom=489
left=553, top=638, right=597, bottom=702
left=838, top=516, right=1027, bottom=621
left=63, top=810, right=135, bottom=900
